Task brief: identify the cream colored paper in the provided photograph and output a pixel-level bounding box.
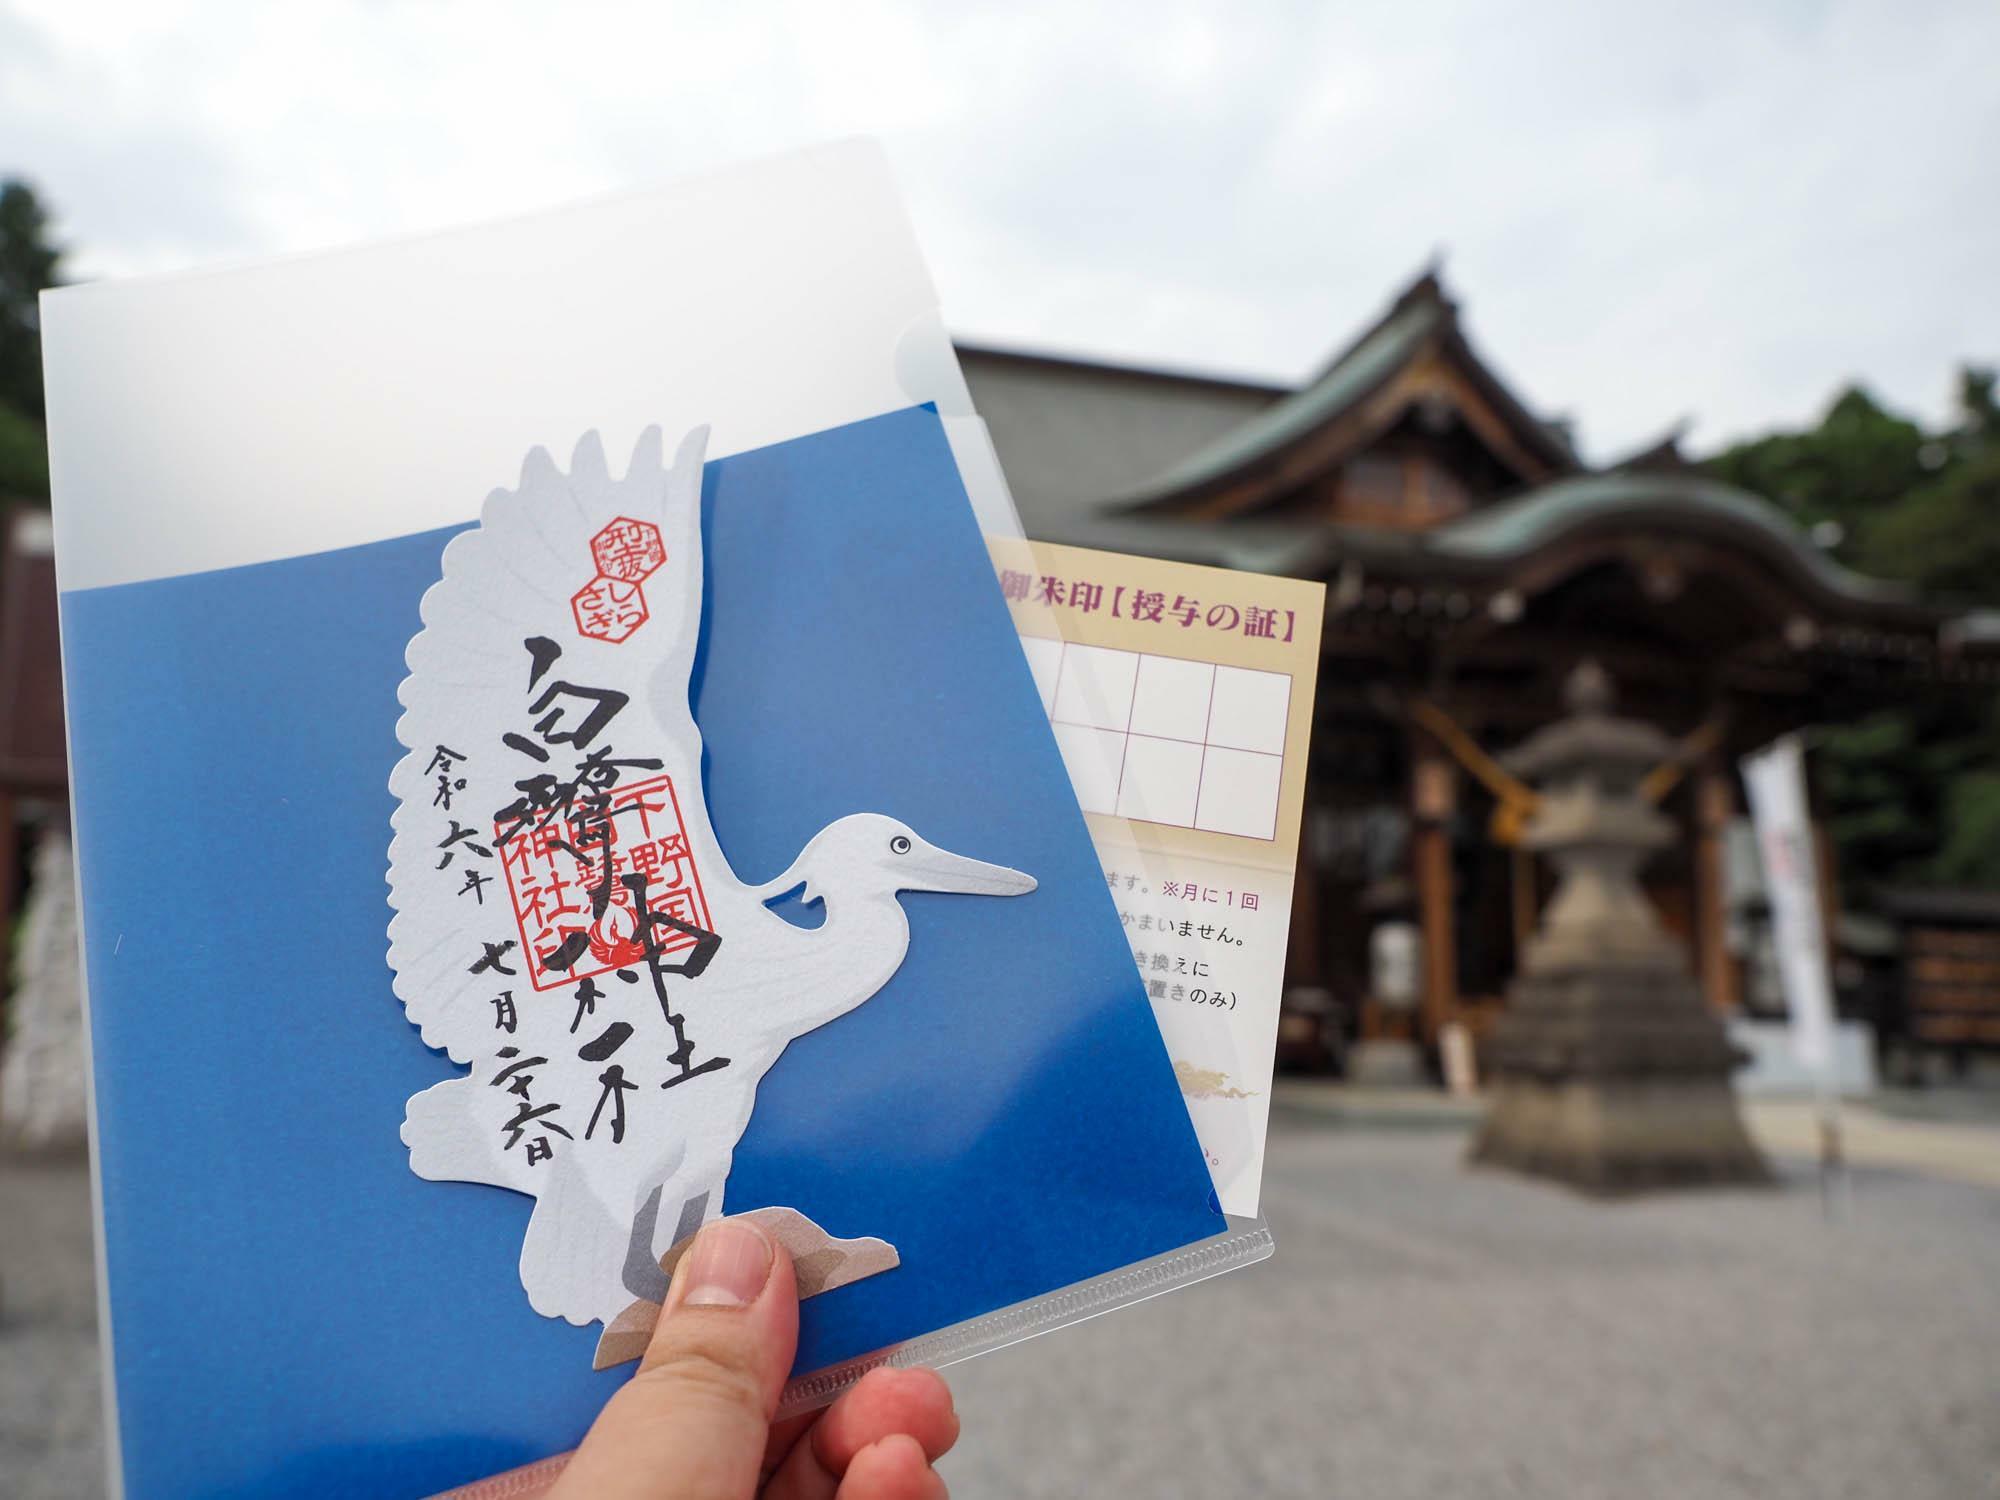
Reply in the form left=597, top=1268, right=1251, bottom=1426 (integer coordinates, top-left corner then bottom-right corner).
left=991, top=540, right=1324, bottom=1215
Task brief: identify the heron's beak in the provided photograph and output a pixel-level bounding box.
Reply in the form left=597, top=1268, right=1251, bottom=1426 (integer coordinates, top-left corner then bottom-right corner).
left=904, top=842, right=1037, bottom=897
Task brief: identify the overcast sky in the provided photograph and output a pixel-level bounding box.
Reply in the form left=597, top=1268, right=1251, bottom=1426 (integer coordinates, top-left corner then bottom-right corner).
left=5, top=0, right=1994, bottom=461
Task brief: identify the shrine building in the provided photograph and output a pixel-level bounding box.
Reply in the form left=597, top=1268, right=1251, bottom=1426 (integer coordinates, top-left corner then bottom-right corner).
left=958, top=271, right=2000, bottom=1068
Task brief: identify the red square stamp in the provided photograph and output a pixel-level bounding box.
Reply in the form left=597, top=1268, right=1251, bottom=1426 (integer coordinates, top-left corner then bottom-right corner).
left=495, top=772, right=716, bottom=991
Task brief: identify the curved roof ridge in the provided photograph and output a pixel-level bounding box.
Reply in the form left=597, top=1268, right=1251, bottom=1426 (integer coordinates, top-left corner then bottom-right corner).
left=952, top=339, right=1294, bottom=397
left=1112, top=267, right=1575, bottom=511
left=1112, top=278, right=1446, bottom=508
left=1429, top=470, right=1914, bottom=606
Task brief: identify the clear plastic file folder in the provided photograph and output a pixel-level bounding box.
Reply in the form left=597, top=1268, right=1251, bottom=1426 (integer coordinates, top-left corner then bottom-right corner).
left=44, top=141, right=1279, bottom=1500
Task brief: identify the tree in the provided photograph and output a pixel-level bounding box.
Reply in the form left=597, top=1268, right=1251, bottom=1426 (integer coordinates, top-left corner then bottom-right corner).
left=0, top=180, right=61, bottom=424
left=1859, top=446, right=2000, bottom=601
left=0, top=179, right=59, bottom=499
left=0, top=401, right=49, bottom=497
left=1816, top=697, right=2000, bottom=892
left=1707, top=385, right=1936, bottom=560
left=1842, top=365, right=2000, bottom=604
left=1708, top=366, right=2000, bottom=890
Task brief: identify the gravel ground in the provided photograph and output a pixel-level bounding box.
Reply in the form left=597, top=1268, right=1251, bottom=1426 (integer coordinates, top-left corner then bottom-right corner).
left=942, top=1107, right=2000, bottom=1500
left=4, top=1110, right=1998, bottom=1498
left=0, top=1151, right=102, bottom=1500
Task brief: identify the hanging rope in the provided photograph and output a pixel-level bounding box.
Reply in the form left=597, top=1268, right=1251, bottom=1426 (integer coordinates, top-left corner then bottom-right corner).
left=1408, top=699, right=1539, bottom=844
left=1408, top=700, right=1726, bottom=843
left=1637, top=717, right=1725, bottom=805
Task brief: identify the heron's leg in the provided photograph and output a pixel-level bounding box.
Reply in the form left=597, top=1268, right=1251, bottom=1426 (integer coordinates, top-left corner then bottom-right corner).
left=670, top=1189, right=711, bottom=1246
left=621, top=1185, right=673, bottom=1303
left=648, top=1180, right=724, bottom=1266
left=614, top=1131, right=711, bottom=1302
left=519, top=1160, right=632, bottom=1327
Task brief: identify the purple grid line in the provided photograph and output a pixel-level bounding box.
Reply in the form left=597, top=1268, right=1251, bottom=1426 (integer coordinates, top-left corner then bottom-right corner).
left=1036, top=644, right=1287, bottom=838
left=1049, top=718, right=1278, bottom=756
left=1190, top=667, right=1220, bottom=829
left=1108, top=641, right=1141, bottom=810
left=1046, top=640, right=1074, bottom=724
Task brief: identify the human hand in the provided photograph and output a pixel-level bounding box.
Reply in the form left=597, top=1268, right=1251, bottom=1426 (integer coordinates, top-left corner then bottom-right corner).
left=545, top=1216, right=958, bottom=1499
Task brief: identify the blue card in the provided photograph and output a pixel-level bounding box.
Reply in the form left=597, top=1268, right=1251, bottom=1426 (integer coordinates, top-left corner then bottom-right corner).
left=58, top=405, right=1225, bottom=1499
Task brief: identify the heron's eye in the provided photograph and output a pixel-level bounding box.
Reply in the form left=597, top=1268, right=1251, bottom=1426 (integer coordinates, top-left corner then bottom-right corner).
left=890, top=835, right=912, bottom=855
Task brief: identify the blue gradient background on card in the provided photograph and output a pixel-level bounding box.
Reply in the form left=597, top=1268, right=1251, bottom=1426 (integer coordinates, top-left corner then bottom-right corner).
left=58, top=406, right=1223, bottom=1500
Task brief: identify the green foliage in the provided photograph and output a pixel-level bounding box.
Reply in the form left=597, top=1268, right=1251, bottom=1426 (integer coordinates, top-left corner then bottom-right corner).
left=1817, top=698, right=2000, bottom=889
left=0, top=179, right=62, bottom=422
left=1953, top=366, right=1999, bottom=443
left=1859, top=448, right=2000, bottom=602
left=1707, top=385, right=1933, bottom=549
left=0, top=399, right=48, bottom=498
left=1933, top=770, right=2000, bottom=887
left=1708, top=365, right=2000, bottom=890
left=0, top=179, right=59, bottom=499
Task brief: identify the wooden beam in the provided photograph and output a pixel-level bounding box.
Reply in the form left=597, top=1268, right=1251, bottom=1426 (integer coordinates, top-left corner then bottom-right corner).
left=1803, top=750, right=1844, bottom=977
left=1510, top=845, right=1538, bottom=956
left=1402, top=352, right=1564, bottom=492
left=1693, top=763, right=1742, bottom=1014
left=1286, top=800, right=1325, bottom=992
left=0, top=791, right=15, bottom=1019
left=1409, top=727, right=1458, bottom=1046
left=1814, top=819, right=1842, bottom=977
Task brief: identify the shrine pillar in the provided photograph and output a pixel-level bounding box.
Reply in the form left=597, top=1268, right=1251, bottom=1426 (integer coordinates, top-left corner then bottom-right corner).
left=1409, top=727, right=1458, bottom=1048
left=1692, top=761, right=1742, bottom=1014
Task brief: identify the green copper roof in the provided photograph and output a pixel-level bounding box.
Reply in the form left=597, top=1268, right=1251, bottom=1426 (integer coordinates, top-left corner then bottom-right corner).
left=1114, top=273, right=1577, bottom=510
left=1428, top=471, right=1914, bottom=606
left=1114, top=290, right=1447, bottom=506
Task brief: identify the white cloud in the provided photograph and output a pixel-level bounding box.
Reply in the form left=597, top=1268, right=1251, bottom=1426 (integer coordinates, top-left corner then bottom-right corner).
left=3, top=0, right=1995, bottom=461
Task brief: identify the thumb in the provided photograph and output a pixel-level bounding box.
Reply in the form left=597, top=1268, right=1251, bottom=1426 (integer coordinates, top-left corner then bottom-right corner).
left=551, top=1217, right=800, bottom=1500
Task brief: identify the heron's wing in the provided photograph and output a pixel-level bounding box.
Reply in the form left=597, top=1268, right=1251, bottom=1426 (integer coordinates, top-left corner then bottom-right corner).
left=387, top=426, right=721, bottom=1064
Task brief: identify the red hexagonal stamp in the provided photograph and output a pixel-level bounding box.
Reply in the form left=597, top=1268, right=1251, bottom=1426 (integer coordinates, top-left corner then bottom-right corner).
left=572, top=574, right=648, bottom=643
left=590, top=517, right=666, bottom=583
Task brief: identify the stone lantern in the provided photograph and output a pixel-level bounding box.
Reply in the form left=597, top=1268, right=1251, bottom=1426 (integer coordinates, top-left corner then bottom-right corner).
left=1470, top=661, right=1770, bottom=1191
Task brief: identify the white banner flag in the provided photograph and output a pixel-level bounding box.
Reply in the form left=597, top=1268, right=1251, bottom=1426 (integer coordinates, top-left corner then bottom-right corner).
left=1741, top=735, right=1837, bottom=1080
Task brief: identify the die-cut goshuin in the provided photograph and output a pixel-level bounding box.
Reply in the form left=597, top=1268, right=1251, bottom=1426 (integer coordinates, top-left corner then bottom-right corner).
left=385, top=425, right=1036, bottom=1338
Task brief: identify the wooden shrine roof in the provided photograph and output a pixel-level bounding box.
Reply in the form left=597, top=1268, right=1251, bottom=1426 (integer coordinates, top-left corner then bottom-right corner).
left=1110, top=269, right=1580, bottom=516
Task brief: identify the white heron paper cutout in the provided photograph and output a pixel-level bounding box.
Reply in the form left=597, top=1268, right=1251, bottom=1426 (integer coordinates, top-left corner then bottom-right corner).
left=386, top=426, right=1035, bottom=1363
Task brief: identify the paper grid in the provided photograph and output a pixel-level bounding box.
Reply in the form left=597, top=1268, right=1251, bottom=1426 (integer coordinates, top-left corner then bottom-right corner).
left=1020, top=638, right=1291, bottom=840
